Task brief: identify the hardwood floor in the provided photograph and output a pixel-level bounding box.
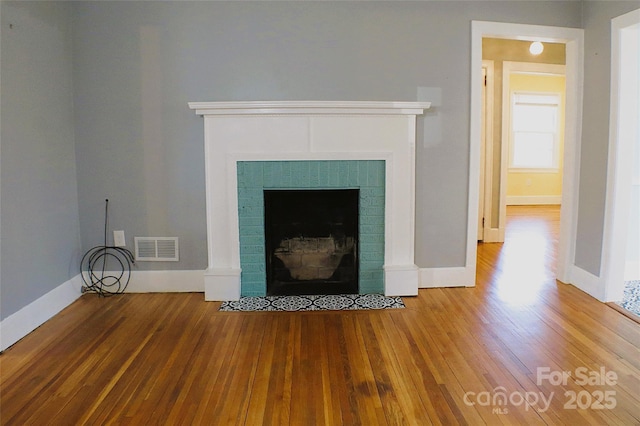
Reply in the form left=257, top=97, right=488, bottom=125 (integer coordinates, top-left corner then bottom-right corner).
left=1, top=206, right=639, bottom=425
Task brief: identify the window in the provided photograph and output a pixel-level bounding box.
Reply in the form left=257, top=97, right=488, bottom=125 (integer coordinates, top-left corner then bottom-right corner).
left=509, top=93, right=561, bottom=170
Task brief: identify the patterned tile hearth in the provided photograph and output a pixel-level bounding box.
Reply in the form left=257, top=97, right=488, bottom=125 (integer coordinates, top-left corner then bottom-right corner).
left=621, top=280, right=640, bottom=318
left=219, top=293, right=405, bottom=312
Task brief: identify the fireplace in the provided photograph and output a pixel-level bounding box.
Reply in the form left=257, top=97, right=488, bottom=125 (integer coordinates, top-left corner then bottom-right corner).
left=236, top=160, right=385, bottom=297
left=264, top=189, right=359, bottom=296
left=189, top=101, right=430, bottom=301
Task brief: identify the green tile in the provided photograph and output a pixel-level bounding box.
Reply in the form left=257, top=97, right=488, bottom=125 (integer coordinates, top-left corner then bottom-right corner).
left=292, top=161, right=310, bottom=187
left=263, top=162, right=276, bottom=187
left=238, top=160, right=385, bottom=296
left=328, top=162, right=340, bottom=187
left=317, top=161, right=330, bottom=187
left=348, top=162, right=360, bottom=186
left=239, top=235, right=264, bottom=246
left=239, top=216, right=264, bottom=227
left=360, top=215, right=384, bottom=226
left=309, top=161, right=320, bottom=187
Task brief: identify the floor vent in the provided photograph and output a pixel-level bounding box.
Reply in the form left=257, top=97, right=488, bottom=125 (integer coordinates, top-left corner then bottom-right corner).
left=134, top=237, right=179, bottom=261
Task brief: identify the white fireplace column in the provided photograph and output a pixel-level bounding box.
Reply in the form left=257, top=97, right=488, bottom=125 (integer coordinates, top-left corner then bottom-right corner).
left=189, top=101, right=430, bottom=301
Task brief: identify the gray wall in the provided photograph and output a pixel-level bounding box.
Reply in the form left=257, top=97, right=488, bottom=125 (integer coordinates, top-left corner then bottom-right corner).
left=72, top=1, right=581, bottom=273
left=575, top=1, right=640, bottom=276
left=1, top=2, right=80, bottom=319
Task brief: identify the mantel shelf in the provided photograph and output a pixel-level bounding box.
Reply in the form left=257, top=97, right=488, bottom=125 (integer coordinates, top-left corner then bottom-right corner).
left=188, top=101, right=431, bottom=116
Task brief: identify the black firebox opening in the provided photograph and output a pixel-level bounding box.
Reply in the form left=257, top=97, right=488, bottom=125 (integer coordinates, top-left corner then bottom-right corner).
left=264, top=189, right=359, bottom=296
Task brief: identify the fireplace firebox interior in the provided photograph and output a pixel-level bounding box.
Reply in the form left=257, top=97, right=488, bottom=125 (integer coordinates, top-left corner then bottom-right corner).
left=264, top=189, right=359, bottom=296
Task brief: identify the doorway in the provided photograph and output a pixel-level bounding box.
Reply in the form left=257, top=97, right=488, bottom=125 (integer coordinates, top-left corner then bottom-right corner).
left=469, top=21, right=584, bottom=285
left=499, top=61, right=566, bottom=241
left=602, top=9, right=640, bottom=303
left=479, top=38, right=567, bottom=243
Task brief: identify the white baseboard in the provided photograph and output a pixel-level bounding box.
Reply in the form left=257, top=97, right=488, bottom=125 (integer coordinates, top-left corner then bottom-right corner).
left=482, top=227, right=503, bottom=243
left=80, top=270, right=205, bottom=293
left=204, top=268, right=241, bottom=301
left=122, top=270, right=204, bottom=293
left=384, top=264, right=419, bottom=296
left=0, top=274, right=83, bottom=352
left=418, top=266, right=474, bottom=288
left=568, top=265, right=604, bottom=302
left=80, top=270, right=204, bottom=293
left=0, top=270, right=205, bottom=351
left=506, top=195, right=562, bottom=205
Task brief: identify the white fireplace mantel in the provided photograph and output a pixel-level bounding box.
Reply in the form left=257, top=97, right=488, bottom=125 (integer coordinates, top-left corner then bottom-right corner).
left=189, top=101, right=430, bottom=300
left=189, top=101, right=430, bottom=116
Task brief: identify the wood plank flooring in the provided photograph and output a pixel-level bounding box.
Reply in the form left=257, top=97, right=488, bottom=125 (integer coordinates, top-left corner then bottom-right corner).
left=2, top=206, right=639, bottom=425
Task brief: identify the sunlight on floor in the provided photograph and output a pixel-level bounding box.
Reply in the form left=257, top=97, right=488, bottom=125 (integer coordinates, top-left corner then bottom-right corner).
left=493, top=207, right=558, bottom=306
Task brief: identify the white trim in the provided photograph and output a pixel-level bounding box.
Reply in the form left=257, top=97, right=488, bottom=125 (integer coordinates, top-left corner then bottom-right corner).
left=0, top=275, right=83, bottom=352
left=601, top=8, right=640, bottom=302
left=471, top=21, right=583, bottom=286
left=506, top=195, right=562, bottom=205
left=481, top=60, right=495, bottom=241
left=503, top=62, right=567, bottom=76
left=569, top=265, right=605, bottom=302
left=468, top=25, right=484, bottom=285
left=122, top=270, right=204, bottom=293
left=0, top=271, right=207, bottom=351
left=80, top=270, right=205, bottom=293
left=508, top=167, right=561, bottom=174
left=204, top=268, right=241, bottom=301
left=229, top=151, right=394, bottom=163
left=188, top=101, right=431, bottom=116
left=419, top=267, right=470, bottom=288
left=482, top=227, right=503, bottom=243
left=385, top=264, right=419, bottom=296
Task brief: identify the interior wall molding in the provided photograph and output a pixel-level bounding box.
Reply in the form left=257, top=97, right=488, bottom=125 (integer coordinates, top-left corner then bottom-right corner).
left=0, top=275, right=82, bottom=352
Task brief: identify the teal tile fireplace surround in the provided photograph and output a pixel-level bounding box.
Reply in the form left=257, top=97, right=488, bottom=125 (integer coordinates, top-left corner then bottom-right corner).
left=237, top=160, right=385, bottom=297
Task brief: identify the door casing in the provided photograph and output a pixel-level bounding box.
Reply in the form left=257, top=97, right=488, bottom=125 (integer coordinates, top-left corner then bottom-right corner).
left=469, top=21, right=584, bottom=285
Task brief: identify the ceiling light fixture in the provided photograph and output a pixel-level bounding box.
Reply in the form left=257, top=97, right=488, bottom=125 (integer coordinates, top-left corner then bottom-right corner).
left=529, top=41, right=544, bottom=55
